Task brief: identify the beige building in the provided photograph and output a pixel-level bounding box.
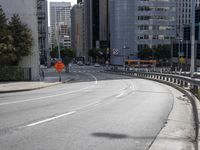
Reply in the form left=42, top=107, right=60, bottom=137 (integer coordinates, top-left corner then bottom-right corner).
left=0, top=0, right=40, bottom=80
left=71, top=3, right=85, bottom=57
left=50, top=2, right=71, bottom=48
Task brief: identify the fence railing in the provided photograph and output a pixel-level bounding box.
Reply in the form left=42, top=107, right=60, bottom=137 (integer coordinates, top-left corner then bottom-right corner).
left=105, top=67, right=200, bottom=96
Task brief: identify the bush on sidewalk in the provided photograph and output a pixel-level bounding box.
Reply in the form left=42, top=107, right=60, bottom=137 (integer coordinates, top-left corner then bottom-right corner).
left=0, top=66, right=23, bottom=81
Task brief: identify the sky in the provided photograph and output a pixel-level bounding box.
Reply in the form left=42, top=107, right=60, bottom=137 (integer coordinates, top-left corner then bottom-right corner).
left=47, top=0, right=77, bottom=26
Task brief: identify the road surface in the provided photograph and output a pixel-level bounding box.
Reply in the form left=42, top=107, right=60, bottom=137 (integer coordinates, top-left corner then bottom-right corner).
left=0, top=65, right=194, bottom=150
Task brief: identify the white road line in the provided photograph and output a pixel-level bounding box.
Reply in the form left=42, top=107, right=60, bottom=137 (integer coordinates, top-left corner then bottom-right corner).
left=0, top=86, right=94, bottom=106
left=0, top=73, right=98, bottom=106
left=26, top=111, right=76, bottom=127
left=87, top=73, right=98, bottom=85
left=116, top=92, right=125, bottom=98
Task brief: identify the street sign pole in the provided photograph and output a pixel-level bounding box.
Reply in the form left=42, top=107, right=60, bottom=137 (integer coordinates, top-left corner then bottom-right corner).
left=54, top=60, right=65, bottom=82
left=190, top=0, right=195, bottom=77
left=59, top=72, right=61, bottom=82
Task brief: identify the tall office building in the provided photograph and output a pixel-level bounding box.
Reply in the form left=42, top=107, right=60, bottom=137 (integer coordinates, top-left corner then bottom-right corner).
left=176, top=0, right=200, bottom=39
left=50, top=2, right=71, bottom=48
left=71, top=3, right=85, bottom=57
left=99, top=0, right=109, bottom=44
left=37, top=0, right=50, bottom=66
left=84, top=0, right=109, bottom=55
left=0, top=0, right=40, bottom=80
left=110, top=0, right=176, bottom=65
left=84, top=0, right=99, bottom=51
left=77, top=0, right=83, bottom=4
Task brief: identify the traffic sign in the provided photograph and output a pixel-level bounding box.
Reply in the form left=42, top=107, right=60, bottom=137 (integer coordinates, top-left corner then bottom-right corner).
left=113, top=48, right=119, bottom=55
left=54, top=60, right=65, bottom=73
left=179, top=57, right=185, bottom=64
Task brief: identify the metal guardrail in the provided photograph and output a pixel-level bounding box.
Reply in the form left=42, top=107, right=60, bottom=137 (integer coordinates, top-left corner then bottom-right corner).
left=106, top=69, right=200, bottom=95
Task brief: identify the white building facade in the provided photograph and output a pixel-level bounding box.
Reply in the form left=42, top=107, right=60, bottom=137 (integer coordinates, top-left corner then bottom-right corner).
left=71, top=3, right=85, bottom=57
left=50, top=2, right=71, bottom=48
left=0, top=0, right=40, bottom=80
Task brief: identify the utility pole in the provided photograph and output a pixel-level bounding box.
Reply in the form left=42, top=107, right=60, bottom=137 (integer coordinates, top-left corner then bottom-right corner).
left=190, top=0, right=195, bottom=77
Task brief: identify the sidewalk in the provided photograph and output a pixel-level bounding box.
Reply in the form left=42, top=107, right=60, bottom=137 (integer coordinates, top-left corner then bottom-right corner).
left=0, top=68, right=76, bottom=93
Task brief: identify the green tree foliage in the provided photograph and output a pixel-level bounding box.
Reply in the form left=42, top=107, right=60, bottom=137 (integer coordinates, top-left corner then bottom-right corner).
left=154, top=45, right=171, bottom=60
left=138, top=45, right=171, bottom=60
left=0, top=6, right=15, bottom=66
left=8, top=14, right=33, bottom=57
left=50, top=47, right=76, bottom=65
left=0, top=8, right=33, bottom=67
left=88, top=48, right=106, bottom=63
left=138, top=48, right=153, bottom=60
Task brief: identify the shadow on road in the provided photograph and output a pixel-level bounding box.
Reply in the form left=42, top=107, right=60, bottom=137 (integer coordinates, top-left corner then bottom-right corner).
left=91, top=132, right=192, bottom=141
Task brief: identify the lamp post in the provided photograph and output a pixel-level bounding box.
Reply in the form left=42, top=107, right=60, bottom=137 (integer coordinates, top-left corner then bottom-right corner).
left=190, top=0, right=195, bottom=77
left=178, top=38, right=183, bottom=71
left=122, top=45, right=129, bottom=70
left=55, top=23, right=61, bottom=60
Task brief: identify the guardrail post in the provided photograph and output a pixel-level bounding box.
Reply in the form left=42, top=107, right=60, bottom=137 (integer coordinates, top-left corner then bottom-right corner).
left=190, top=84, right=199, bottom=96
left=163, top=76, right=165, bottom=81
left=174, top=78, right=176, bottom=84
left=184, top=82, right=188, bottom=88
left=180, top=80, right=184, bottom=87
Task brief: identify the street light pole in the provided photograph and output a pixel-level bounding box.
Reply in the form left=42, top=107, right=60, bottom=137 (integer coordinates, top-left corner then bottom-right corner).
left=190, top=0, right=195, bottom=77
left=55, top=23, right=61, bottom=60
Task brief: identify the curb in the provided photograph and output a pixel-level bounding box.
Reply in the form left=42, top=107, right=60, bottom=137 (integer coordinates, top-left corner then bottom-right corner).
left=105, top=71, right=199, bottom=150
left=0, top=78, right=75, bottom=94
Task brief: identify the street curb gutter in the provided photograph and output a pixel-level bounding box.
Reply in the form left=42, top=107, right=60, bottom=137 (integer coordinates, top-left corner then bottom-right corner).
left=105, top=71, right=199, bottom=150
left=0, top=78, right=74, bottom=94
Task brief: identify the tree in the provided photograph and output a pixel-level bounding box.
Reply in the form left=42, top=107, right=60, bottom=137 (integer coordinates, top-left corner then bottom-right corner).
left=50, top=47, right=76, bottom=65
left=88, top=48, right=106, bottom=63
left=154, top=45, right=171, bottom=60
left=8, top=14, right=33, bottom=58
left=0, top=6, right=15, bottom=66
left=51, top=47, right=76, bottom=59
left=153, top=45, right=171, bottom=66
left=0, top=12, right=33, bottom=66
left=138, top=47, right=154, bottom=60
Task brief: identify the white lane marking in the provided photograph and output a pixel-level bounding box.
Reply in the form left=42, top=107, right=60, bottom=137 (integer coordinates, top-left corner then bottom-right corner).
left=27, top=111, right=76, bottom=127
left=0, top=86, right=94, bottom=106
left=0, top=74, right=98, bottom=106
left=87, top=73, right=98, bottom=85
left=116, top=92, right=125, bottom=98
left=115, top=84, right=135, bottom=98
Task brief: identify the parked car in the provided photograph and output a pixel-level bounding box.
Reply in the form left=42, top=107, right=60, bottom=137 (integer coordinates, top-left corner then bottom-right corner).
left=77, top=61, right=84, bottom=66
left=94, top=63, right=100, bottom=67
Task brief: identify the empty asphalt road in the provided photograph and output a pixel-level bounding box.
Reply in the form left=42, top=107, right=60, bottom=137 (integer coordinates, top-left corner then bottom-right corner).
left=0, top=68, right=194, bottom=150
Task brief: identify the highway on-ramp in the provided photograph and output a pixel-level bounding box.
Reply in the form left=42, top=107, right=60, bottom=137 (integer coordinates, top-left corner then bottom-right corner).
left=0, top=69, right=195, bottom=150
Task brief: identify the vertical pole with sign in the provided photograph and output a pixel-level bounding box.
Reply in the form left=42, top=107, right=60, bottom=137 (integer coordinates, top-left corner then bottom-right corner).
left=54, top=60, right=65, bottom=82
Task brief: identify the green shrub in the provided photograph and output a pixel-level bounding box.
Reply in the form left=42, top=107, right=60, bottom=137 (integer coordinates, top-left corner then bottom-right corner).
left=0, top=66, right=24, bottom=81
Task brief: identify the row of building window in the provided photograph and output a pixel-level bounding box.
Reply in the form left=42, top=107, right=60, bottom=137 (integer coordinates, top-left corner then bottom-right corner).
left=138, top=35, right=174, bottom=40
left=138, top=6, right=175, bottom=12
left=138, top=15, right=174, bottom=21
left=138, top=25, right=175, bottom=30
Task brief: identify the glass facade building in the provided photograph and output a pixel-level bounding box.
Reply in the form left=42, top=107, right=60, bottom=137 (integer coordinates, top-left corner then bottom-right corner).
left=110, top=0, right=176, bottom=65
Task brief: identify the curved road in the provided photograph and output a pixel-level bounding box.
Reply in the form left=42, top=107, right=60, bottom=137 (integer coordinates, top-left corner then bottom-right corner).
left=0, top=71, right=188, bottom=150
